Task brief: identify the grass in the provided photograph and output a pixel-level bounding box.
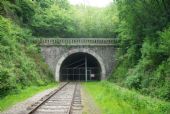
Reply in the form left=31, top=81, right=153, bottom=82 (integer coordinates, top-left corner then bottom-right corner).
left=0, top=83, right=57, bottom=112
left=83, top=81, right=170, bottom=114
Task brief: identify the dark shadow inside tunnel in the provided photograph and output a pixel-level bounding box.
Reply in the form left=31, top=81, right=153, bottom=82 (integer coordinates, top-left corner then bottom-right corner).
left=60, top=52, right=101, bottom=81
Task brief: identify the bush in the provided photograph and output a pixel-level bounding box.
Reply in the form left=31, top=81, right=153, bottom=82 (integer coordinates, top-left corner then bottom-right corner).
left=0, top=16, right=54, bottom=98
left=112, top=26, right=170, bottom=101
left=0, top=67, right=16, bottom=97
left=125, top=75, right=141, bottom=89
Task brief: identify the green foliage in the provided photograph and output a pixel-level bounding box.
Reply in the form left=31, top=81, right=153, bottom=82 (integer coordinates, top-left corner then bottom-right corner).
left=83, top=82, right=170, bottom=114
left=1, top=0, right=169, bottom=105
left=17, top=0, right=35, bottom=24
left=0, top=0, right=36, bottom=24
left=72, top=5, right=118, bottom=38
left=111, top=0, right=170, bottom=101
left=31, top=0, right=119, bottom=38
left=31, top=4, right=74, bottom=37
left=1, top=0, right=118, bottom=38
left=0, top=16, right=54, bottom=98
left=0, top=83, right=57, bottom=111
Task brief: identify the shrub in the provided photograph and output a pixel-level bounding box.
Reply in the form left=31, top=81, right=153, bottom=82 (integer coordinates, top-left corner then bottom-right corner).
left=0, top=16, right=54, bottom=98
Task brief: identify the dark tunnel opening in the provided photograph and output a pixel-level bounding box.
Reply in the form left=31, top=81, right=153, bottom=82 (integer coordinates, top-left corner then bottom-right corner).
left=60, top=52, right=101, bottom=81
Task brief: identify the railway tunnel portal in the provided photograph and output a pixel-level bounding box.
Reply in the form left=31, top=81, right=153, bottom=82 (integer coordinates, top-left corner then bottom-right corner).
left=37, top=38, right=118, bottom=82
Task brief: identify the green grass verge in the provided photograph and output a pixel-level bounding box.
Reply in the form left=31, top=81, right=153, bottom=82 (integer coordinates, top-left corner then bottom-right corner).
left=83, top=81, right=170, bottom=114
left=0, top=83, right=57, bottom=112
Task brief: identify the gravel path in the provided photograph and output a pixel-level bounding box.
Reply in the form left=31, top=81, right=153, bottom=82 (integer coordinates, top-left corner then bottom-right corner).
left=31, top=82, right=77, bottom=114
left=1, top=83, right=100, bottom=114
left=0, top=87, right=58, bottom=114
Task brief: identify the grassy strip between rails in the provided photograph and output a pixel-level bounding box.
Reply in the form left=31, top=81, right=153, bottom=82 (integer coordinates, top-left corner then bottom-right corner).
left=83, top=81, right=170, bottom=114
left=0, top=83, right=57, bottom=112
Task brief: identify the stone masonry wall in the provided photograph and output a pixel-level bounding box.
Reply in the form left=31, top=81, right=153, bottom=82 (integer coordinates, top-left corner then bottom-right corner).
left=40, top=45, right=115, bottom=81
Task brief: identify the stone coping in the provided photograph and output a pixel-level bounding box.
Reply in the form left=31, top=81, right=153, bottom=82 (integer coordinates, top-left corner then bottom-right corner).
left=33, top=38, right=118, bottom=46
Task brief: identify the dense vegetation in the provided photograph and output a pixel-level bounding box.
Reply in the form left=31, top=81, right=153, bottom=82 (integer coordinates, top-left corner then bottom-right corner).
left=110, top=0, right=170, bottom=101
left=83, top=82, right=170, bottom=114
left=0, top=0, right=118, bottom=38
left=0, top=15, right=54, bottom=97
left=0, top=0, right=55, bottom=101
left=0, top=84, right=56, bottom=111
left=31, top=0, right=74, bottom=37
left=0, top=0, right=170, bottom=111
left=72, top=5, right=118, bottom=38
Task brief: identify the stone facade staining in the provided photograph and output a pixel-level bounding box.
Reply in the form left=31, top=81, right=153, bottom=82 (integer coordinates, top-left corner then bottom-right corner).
left=37, top=38, right=118, bottom=81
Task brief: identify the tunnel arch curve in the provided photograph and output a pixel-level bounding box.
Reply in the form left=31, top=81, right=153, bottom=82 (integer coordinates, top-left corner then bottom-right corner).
left=55, top=48, right=106, bottom=81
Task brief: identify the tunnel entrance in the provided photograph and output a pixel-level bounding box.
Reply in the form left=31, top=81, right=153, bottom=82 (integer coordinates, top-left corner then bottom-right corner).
left=60, top=53, right=101, bottom=81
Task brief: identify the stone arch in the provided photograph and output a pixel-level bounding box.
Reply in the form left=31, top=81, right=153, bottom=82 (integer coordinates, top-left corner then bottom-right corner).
left=55, top=48, right=106, bottom=81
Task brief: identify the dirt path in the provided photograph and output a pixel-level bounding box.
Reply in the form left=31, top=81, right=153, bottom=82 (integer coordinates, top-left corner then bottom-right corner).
left=81, top=85, right=101, bottom=114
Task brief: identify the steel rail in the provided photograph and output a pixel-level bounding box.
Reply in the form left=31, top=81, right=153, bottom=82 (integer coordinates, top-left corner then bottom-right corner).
left=67, top=82, right=78, bottom=114
left=27, top=82, right=70, bottom=114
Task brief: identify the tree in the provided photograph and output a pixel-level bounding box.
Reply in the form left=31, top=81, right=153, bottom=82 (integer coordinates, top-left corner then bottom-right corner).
left=111, top=0, right=170, bottom=100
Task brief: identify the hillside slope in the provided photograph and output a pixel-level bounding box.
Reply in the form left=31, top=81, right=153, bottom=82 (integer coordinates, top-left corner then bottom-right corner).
left=0, top=16, right=54, bottom=98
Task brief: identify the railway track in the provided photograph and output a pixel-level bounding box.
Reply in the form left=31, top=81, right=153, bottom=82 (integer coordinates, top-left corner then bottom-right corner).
left=27, top=82, right=82, bottom=114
